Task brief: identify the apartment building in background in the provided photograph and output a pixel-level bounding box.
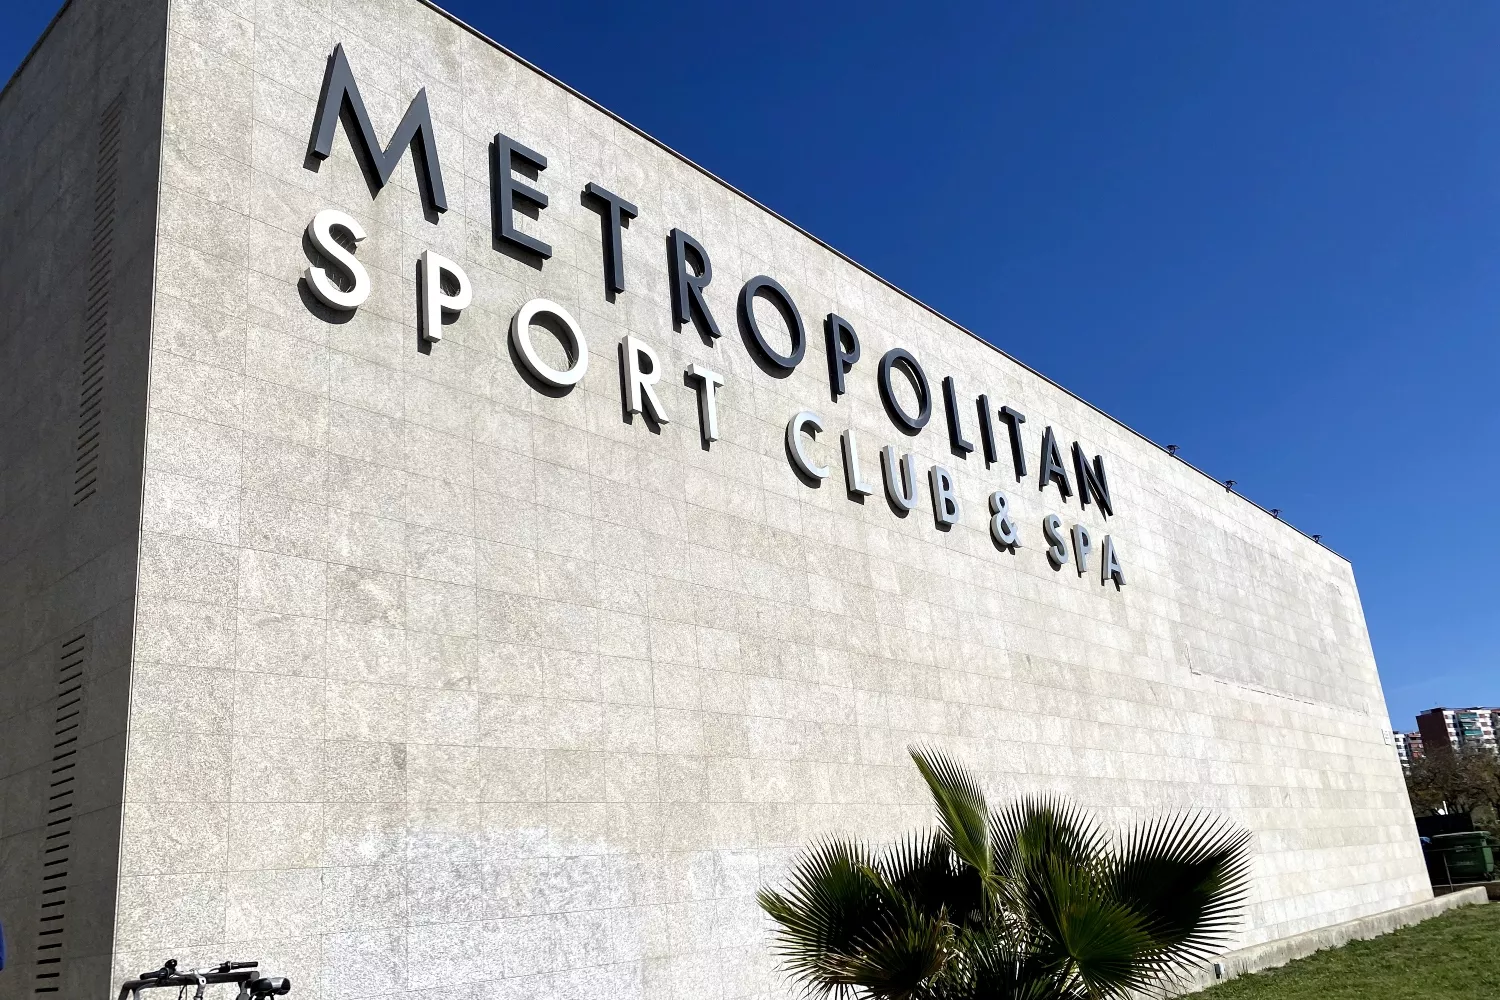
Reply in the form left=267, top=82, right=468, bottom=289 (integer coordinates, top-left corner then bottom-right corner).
left=1394, top=730, right=1423, bottom=770
left=1416, top=707, right=1500, bottom=755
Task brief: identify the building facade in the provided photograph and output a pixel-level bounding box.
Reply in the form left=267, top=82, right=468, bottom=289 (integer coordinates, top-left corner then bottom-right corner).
left=0, top=1, right=1430, bottom=997
left=1416, top=708, right=1500, bottom=756
left=1393, top=730, right=1423, bottom=771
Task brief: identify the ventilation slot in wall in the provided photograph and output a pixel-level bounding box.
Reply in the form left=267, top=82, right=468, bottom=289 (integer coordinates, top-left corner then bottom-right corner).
left=33, top=632, right=88, bottom=994
left=74, top=94, right=126, bottom=506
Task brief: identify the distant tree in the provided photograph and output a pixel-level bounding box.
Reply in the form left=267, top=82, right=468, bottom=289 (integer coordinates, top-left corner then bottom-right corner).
left=1405, top=753, right=1460, bottom=816
left=1406, top=747, right=1500, bottom=832
left=758, top=747, right=1252, bottom=1000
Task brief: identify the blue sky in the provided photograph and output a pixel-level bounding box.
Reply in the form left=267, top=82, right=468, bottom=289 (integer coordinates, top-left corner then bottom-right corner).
left=5, top=1, right=1496, bottom=729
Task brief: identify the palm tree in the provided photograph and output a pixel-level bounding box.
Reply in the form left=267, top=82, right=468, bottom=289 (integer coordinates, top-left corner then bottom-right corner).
left=758, top=747, right=1252, bottom=1000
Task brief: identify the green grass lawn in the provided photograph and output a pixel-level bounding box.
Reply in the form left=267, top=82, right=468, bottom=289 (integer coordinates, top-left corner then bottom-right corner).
left=1201, top=901, right=1498, bottom=998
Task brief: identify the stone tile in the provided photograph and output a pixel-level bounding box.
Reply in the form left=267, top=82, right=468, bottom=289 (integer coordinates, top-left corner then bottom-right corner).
left=240, top=547, right=328, bottom=616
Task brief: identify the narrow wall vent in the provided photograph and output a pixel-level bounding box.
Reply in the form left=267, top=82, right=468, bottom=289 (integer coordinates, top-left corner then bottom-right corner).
left=74, top=94, right=126, bottom=506
left=33, top=632, right=89, bottom=994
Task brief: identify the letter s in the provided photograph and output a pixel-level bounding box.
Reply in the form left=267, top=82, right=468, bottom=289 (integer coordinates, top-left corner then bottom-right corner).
left=1042, top=513, right=1068, bottom=569
left=304, top=209, right=370, bottom=311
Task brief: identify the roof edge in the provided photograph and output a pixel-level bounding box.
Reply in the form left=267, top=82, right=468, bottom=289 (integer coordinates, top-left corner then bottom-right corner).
left=420, top=0, right=1345, bottom=562
left=0, top=0, right=74, bottom=105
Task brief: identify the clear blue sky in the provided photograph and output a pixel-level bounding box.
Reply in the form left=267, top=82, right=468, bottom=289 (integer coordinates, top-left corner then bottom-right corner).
left=6, top=1, right=1496, bottom=729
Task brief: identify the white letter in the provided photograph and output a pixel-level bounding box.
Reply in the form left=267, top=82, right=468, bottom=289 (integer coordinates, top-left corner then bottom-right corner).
left=930, top=466, right=960, bottom=527
left=419, top=249, right=472, bottom=342
left=1043, top=514, right=1068, bottom=569
left=1071, top=523, right=1093, bottom=577
left=304, top=209, right=370, bottom=310
left=786, top=411, right=829, bottom=480
left=1101, top=535, right=1126, bottom=588
left=686, top=364, right=724, bottom=444
left=620, top=335, right=669, bottom=424
left=881, top=446, right=918, bottom=512
left=988, top=491, right=1020, bottom=548
left=840, top=429, right=874, bottom=497
left=511, top=298, right=588, bottom=387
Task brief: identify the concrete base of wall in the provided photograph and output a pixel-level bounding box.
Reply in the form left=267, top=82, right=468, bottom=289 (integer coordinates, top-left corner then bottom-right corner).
left=1434, top=881, right=1500, bottom=901
left=1180, top=887, right=1490, bottom=994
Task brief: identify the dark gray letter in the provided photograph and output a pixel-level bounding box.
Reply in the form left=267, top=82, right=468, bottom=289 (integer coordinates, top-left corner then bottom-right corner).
left=999, top=405, right=1027, bottom=480
left=826, top=314, right=860, bottom=397
left=583, top=182, right=638, bottom=294
left=669, top=229, right=721, bottom=339
left=1072, top=442, right=1113, bottom=517
left=1038, top=426, right=1073, bottom=499
left=309, top=43, right=447, bottom=213
left=942, top=377, right=975, bottom=456
left=878, top=349, right=932, bottom=433
left=491, top=133, right=551, bottom=258
left=977, top=395, right=999, bottom=466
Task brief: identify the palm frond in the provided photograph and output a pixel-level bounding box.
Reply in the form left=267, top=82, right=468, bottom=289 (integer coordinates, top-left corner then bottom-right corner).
left=759, top=839, right=891, bottom=997
left=825, top=898, right=954, bottom=1000
left=989, top=795, right=1103, bottom=882
left=1022, top=856, right=1159, bottom=998
left=878, top=832, right=987, bottom=930
left=1106, top=813, right=1253, bottom=967
left=909, top=746, right=994, bottom=880
left=760, top=752, right=1255, bottom=1000
left=934, top=926, right=1069, bottom=1000
left=760, top=838, right=956, bottom=1000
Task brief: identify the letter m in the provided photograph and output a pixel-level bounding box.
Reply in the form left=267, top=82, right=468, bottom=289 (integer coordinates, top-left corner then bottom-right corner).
left=309, top=43, right=447, bottom=212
